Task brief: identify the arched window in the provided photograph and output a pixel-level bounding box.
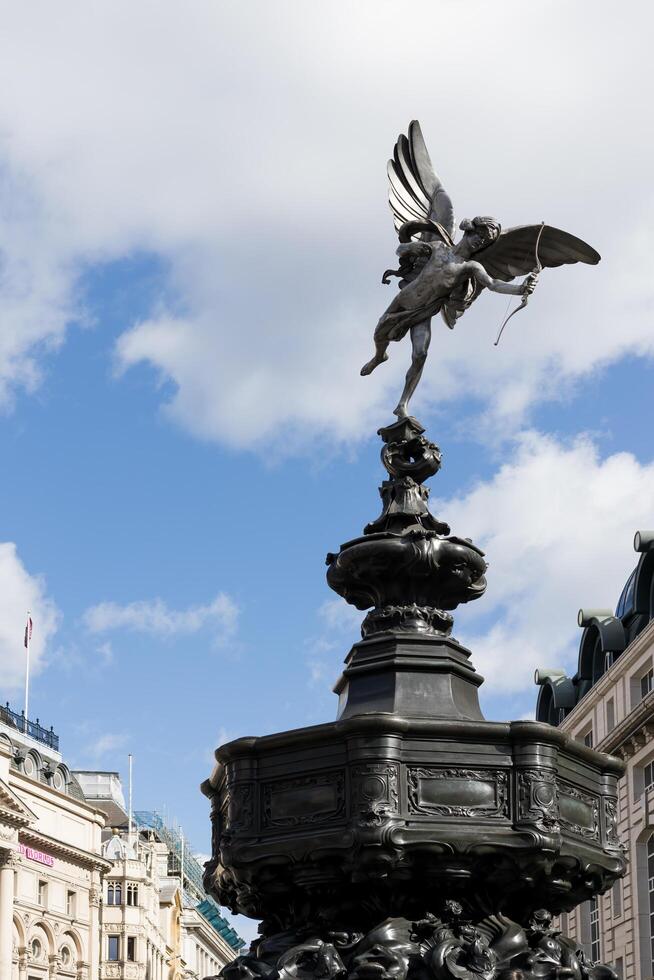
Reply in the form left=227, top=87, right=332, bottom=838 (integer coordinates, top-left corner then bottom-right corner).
left=107, top=882, right=122, bottom=905
left=126, top=883, right=138, bottom=906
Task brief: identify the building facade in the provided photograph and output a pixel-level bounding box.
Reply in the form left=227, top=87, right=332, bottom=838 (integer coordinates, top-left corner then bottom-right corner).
left=181, top=902, right=238, bottom=980
left=0, top=716, right=241, bottom=980
left=73, top=774, right=242, bottom=980
left=535, top=530, right=654, bottom=980
left=99, top=831, right=168, bottom=980
left=0, top=714, right=110, bottom=980
left=129, top=811, right=243, bottom=976
left=73, top=774, right=169, bottom=980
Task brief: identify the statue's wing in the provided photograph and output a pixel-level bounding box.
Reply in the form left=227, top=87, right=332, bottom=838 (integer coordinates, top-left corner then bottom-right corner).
left=441, top=224, right=599, bottom=330
left=387, top=121, right=456, bottom=241
left=474, top=224, right=600, bottom=281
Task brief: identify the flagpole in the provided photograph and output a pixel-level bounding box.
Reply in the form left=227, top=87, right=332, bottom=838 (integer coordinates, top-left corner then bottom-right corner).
left=180, top=831, right=185, bottom=907
left=24, top=611, right=31, bottom=735
left=128, top=753, right=133, bottom=842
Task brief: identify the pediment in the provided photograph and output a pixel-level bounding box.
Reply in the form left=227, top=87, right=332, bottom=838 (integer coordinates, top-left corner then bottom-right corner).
left=0, top=776, right=37, bottom=826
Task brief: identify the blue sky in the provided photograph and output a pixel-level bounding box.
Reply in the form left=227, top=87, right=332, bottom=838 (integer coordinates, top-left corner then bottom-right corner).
left=1, top=0, right=654, bottom=941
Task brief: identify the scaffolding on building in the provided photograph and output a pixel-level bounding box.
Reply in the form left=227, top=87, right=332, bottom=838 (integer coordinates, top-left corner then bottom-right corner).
left=133, top=810, right=244, bottom=951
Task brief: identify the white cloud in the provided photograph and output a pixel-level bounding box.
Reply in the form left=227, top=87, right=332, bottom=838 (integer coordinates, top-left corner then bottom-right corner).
left=87, top=732, right=128, bottom=760
left=433, top=432, right=654, bottom=694
left=318, top=599, right=362, bottom=634
left=82, top=592, right=238, bottom=646
left=307, top=660, right=328, bottom=688
left=304, top=600, right=362, bottom=688
left=0, top=542, right=60, bottom=691
left=96, top=641, right=114, bottom=666
left=0, top=3, right=651, bottom=450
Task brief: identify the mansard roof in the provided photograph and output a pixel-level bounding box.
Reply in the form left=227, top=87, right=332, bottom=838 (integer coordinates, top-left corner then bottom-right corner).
left=535, top=529, right=654, bottom=724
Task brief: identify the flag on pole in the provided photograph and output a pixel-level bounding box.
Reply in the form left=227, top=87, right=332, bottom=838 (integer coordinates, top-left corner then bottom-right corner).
left=24, top=612, right=32, bottom=732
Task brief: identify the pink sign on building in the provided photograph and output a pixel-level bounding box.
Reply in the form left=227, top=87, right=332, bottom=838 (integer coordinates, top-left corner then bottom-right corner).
left=18, top=843, right=54, bottom=867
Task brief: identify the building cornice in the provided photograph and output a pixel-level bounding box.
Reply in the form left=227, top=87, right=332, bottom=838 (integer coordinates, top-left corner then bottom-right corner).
left=597, top=690, right=654, bottom=759
left=10, top=768, right=108, bottom=828
left=19, top=827, right=112, bottom=873
left=180, top=909, right=234, bottom=959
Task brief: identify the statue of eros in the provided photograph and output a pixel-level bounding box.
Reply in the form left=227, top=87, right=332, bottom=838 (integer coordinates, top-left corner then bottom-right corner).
left=361, top=120, right=600, bottom=419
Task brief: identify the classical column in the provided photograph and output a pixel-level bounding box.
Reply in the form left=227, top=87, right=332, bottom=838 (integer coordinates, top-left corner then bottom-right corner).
left=0, top=851, right=16, bottom=980
left=88, top=882, right=101, bottom=980
left=49, top=953, right=60, bottom=980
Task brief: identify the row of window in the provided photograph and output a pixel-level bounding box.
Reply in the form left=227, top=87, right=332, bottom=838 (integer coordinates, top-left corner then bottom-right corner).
left=568, top=841, right=654, bottom=977
left=588, top=733, right=654, bottom=800
left=107, top=935, right=136, bottom=962
left=568, top=881, right=624, bottom=962
left=35, top=880, right=76, bottom=916
left=106, top=882, right=139, bottom=906
left=578, top=665, right=654, bottom=747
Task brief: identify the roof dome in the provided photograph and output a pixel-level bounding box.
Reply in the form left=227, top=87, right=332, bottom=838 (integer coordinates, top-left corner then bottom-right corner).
left=103, top=832, right=136, bottom=860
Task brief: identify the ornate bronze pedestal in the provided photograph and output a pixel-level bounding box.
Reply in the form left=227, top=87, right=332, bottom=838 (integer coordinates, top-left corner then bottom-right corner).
left=202, top=416, right=625, bottom=980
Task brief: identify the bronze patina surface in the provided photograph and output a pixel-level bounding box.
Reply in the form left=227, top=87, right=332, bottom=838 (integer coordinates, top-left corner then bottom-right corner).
left=203, top=123, right=616, bottom=980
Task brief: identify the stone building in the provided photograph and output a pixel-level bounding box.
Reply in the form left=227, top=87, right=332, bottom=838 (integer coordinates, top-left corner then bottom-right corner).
left=74, top=773, right=242, bottom=980
left=100, top=831, right=169, bottom=980
left=0, top=710, right=109, bottom=980
left=181, top=902, right=239, bottom=980
left=535, top=530, right=654, bottom=980
left=0, top=712, right=240, bottom=980
left=129, top=811, right=243, bottom=976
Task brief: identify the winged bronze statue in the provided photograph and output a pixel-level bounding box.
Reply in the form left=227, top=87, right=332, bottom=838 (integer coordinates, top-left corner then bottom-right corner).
left=361, top=120, right=601, bottom=418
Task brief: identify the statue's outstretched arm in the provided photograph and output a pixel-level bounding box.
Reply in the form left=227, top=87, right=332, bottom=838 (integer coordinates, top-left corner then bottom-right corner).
left=467, top=261, right=534, bottom=297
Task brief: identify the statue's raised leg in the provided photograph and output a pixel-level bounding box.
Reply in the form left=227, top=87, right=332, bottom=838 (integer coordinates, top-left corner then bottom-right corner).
left=360, top=342, right=389, bottom=376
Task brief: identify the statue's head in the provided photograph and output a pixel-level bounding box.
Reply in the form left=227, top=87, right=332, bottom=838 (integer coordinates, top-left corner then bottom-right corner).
left=459, top=216, right=501, bottom=252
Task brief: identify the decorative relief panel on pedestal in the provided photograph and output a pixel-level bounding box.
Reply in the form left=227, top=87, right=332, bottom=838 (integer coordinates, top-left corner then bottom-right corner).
left=603, top=797, right=622, bottom=848
left=407, top=767, right=509, bottom=818
left=558, top=781, right=600, bottom=841
left=351, top=763, right=399, bottom=826
left=226, top=783, right=253, bottom=832
left=517, top=768, right=559, bottom=830
left=262, top=771, right=345, bottom=828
